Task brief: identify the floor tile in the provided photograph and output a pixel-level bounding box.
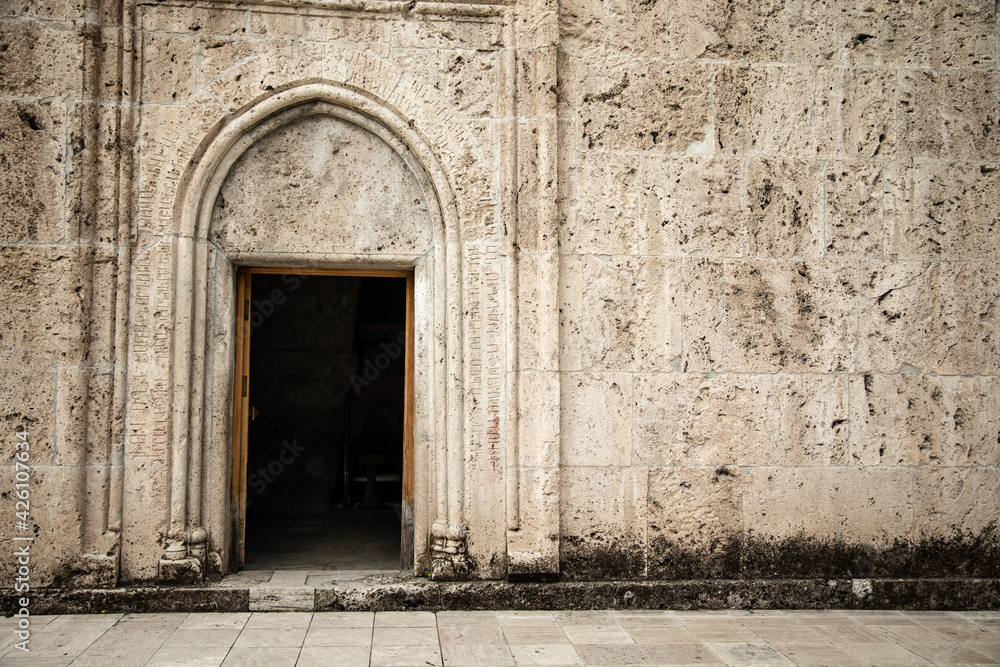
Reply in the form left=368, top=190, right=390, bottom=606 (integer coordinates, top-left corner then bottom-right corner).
left=641, top=643, right=724, bottom=664
left=497, top=612, right=558, bottom=627
left=508, top=644, right=583, bottom=666
left=233, top=626, right=308, bottom=648
left=900, top=642, right=1000, bottom=664
left=837, top=640, right=933, bottom=664
left=561, top=625, right=634, bottom=645
left=573, top=643, right=651, bottom=665
left=371, top=644, right=443, bottom=666
left=376, top=611, right=437, bottom=628
left=309, top=612, right=375, bottom=628
left=178, top=613, right=251, bottom=631
left=554, top=612, right=617, bottom=626
left=296, top=645, right=371, bottom=667
left=221, top=646, right=300, bottom=666
left=245, top=612, right=313, bottom=629
left=707, top=642, right=793, bottom=665
left=438, top=611, right=502, bottom=627
left=303, top=626, right=373, bottom=646
left=624, top=626, right=700, bottom=644
left=770, top=641, right=862, bottom=665
left=145, top=645, right=230, bottom=667
left=374, top=626, right=440, bottom=646
left=439, top=625, right=507, bottom=645
left=160, top=628, right=241, bottom=649
left=503, top=626, right=570, bottom=645
left=442, top=642, right=516, bottom=666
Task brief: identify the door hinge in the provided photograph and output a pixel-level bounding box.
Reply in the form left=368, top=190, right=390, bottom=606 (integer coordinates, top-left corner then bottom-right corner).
left=241, top=375, right=247, bottom=397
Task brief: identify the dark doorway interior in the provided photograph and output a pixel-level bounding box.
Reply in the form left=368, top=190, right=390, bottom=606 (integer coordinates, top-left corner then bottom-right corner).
left=243, top=273, right=407, bottom=570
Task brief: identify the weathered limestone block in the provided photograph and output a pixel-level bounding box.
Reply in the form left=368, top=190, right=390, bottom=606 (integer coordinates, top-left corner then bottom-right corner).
left=139, top=29, right=196, bottom=105
left=1, top=0, right=83, bottom=21
left=681, top=258, right=724, bottom=373
left=772, top=374, right=849, bottom=466
left=560, top=466, right=647, bottom=580
left=824, top=161, right=893, bottom=257
left=724, top=259, right=857, bottom=373
left=0, top=18, right=83, bottom=97
left=858, top=261, right=1000, bottom=375
left=814, top=67, right=895, bottom=160
left=887, top=163, right=1000, bottom=260
left=578, top=255, right=681, bottom=372
left=898, top=70, right=1000, bottom=162
left=389, top=16, right=502, bottom=51
left=849, top=374, right=995, bottom=467
left=560, top=372, right=632, bottom=467
left=639, top=157, right=744, bottom=257
left=193, top=34, right=260, bottom=92
left=668, top=0, right=784, bottom=62
left=784, top=0, right=839, bottom=64
left=0, top=99, right=65, bottom=242
left=716, top=65, right=815, bottom=157
left=560, top=0, right=670, bottom=58
left=913, top=467, right=999, bottom=576
left=632, top=374, right=771, bottom=467
left=0, top=464, right=85, bottom=587
left=212, top=115, right=434, bottom=258
left=0, top=247, right=88, bottom=366
left=745, top=158, right=823, bottom=258
left=393, top=48, right=499, bottom=119
left=568, top=150, right=639, bottom=256
left=742, top=467, right=913, bottom=576
left=743, top=466, right=913, bottom=542
left=565, top=57, right=712, bottom=153
left=647, top=466, right=742, bottom=579
left=151, top=5, right=248, bottom=36
left=840, top=0, right=995, bottom=69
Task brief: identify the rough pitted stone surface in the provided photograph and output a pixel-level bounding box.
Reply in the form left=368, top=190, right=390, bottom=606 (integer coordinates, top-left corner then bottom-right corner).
left=1, top=0, right=998, bottom=596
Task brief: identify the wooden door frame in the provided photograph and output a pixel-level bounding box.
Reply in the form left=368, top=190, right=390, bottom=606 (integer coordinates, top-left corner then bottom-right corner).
left=230, top=266, right=415, bottom=571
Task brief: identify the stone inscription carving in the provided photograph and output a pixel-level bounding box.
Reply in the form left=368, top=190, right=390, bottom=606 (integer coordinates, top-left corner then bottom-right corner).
left=126, top=248, right=172, bottom=458
left=137, top=128, right=200, bottom=235
left=467, top=208, right=502, bottom=471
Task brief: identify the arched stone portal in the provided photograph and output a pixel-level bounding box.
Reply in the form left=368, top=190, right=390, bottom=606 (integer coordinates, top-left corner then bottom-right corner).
left=144, top=82, right=470, bottom=580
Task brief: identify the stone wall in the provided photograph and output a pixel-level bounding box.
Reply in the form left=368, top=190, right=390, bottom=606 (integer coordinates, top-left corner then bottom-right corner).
left=0, top=0, right=997, bottom=589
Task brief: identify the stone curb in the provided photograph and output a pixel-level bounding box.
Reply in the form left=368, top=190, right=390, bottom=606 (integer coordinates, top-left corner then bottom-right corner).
left=3, top=578, right=998, bottom=615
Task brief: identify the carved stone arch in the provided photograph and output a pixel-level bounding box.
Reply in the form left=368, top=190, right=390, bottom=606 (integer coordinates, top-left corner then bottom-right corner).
left=161, top=81, right=468, bottom=578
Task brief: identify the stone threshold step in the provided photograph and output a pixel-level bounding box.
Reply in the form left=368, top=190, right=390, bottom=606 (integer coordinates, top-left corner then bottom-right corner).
left=3, top=577, right=998, bottom=615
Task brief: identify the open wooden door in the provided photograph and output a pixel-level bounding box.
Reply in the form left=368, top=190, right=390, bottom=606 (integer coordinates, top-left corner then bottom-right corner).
left=230, top=267, right=414, bottom=572
left=230, top=269, right=252, bottom=568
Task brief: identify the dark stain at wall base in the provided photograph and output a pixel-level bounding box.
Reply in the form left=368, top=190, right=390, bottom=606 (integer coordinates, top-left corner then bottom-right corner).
left=561, top=527, right=1000, bottom=581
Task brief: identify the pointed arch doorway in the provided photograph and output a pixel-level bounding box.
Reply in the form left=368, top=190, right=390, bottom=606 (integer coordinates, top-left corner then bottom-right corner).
left=230, top=266, right=415, bottom=571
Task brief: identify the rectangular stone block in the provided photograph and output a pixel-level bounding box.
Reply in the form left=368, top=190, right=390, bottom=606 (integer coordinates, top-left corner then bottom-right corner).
left=668, top=0, right=784, bottom=61
left=824, top=161, right=893, bottom=257
left=560, top=0, right=670, bottom=59
left=716, top=65, right=815, bottom=157
left=849, top=374, right=995, bottom=467
left=0, top=18, right=83, bottom=97
left=647, top=466, right=742, bottom=578
left=139, top=29, right=196, bottom=105
left=814, top=67, right=895, bottom=160
left=745, top=158, right=823, bottom=258
left=565, top=57, right=712, bottom=153
left=724, top=259, right=858, bottom=373
left=681, top=258, right=724, bottom=373
left=559, top=466, right=647, bottom=580
left=579, top=256, right=681, bottom=372
left=887, top=163, right=1000, bottom=261
left=632, top=373, right=771, bottom=467
left=743, top=467, right=913, bottom=544
left=639, top=156, right=745, bottom=257
left=898, top=70, right=1000, bottom=162
left=560, top=372, right=632, bottom=467
left=0, top=99, right=65, bottom=242
left=784, top=0, right=839, bottom=64
left=568, top=150, right=639, bottom=256
left=772, top=374, right=849, bottom=465
left=858, top=261, right=1000, bottom=375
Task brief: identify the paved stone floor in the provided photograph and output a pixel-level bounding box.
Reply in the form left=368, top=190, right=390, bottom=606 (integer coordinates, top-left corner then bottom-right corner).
left=0, top=609, right=998, bottom=666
